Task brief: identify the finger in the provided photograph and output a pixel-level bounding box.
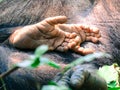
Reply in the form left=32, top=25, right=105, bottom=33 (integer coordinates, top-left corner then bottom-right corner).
left=53, top=73, right=63, bottom=82
left=89, top=27, right=99, bottom=34
left=86, top=73, right=108, bottom=90
left=57, top=69, right=73, bottom=87
left=65, top=32, right=77, bottom=39
left=86, top=33, right=101, bottom=38
left=68, top=36, right=81, bottom=49
left=73, top=46, right=94, bottom=55
left=70, top=68, right=89, bottom=89
left=95, top=33, right=101, bottom=38
left=45, top=16, right=67, bottom=25
left=68, top=41, right=77, bottom=49
left=71, top=67, right=107, bottom=90
left=81, top=25, right=99, bottom=34
left=86, top=36, right=99, bottom=43
left=56, top=45, right=68, bottom=52
left=69, top=32, right=77, bottom=39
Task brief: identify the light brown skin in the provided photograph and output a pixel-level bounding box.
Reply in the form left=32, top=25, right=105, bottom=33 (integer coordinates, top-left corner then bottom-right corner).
left=9, top=16, right=100, bottom=55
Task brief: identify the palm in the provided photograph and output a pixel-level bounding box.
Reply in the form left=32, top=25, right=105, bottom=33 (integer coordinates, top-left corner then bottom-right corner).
left=9, top=16, right=100, bottom=55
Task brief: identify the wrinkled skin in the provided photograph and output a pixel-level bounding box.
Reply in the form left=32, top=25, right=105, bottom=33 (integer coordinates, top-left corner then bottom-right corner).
left=54, top=65, right=107, bottom=90
left=0, top=0, right=120, bottom=90
left=9, top=16, right=100, bottom=55
left=0, top=47, right=107, bottom=90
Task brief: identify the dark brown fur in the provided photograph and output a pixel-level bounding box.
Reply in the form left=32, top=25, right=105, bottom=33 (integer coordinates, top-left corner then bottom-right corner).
left=0, top=0, right=120, bottom=90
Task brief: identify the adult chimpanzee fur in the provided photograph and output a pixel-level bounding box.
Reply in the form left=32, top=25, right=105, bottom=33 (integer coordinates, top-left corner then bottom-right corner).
left=0, top=0, right=120, bottom=90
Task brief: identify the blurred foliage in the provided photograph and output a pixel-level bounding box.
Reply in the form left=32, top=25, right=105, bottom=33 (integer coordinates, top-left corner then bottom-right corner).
left=0, top=0, right=3, bottom=3
left=16, top=45, right=60, bottom=69
left=15, top=45, right=111, bottom=90
left=16, top=45, right=112, bottom=90
left=42, top=85, right=71, bottom=90
left=0, top=44, right=115, bottom=90
left=65, top=52, right=111, bottom=72
left=98, top=64, right=120, bottom=90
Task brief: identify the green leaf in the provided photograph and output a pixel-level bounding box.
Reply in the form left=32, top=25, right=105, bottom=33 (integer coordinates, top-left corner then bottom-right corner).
left=98, top=64, right=120, bottom=90
left=39, top=57, right=50, bottom=65
left=31, top=57, right=40, bottom=67
left=48, top=81, right=58, bottom=85
left=16, top=56, right=40, bottom=68
left=0, top=0, right=3, bottom=3
left=108, top=87, right=120, bottom=90
left=0, top=78, right=7, bottom=90
left=42, top=85, right=71, bottom=90
left=47, top=61, right=61, bottom=69
left=35, top=45, right=48, bottom=57
left=16, top=55, right=60, bottom=69
left=67, top=52, right=111, bottom=70
left=16, top=59, right=34, bottom=68
left=40, top=57, right=61, bottom=69
left=98, top=65, right=118, bottom=84
left=108, top=81, right=117, bottom=88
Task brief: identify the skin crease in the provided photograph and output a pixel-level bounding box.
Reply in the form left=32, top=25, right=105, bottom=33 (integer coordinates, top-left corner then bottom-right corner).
left=9, top=16, right=101, bottom=55
left=0, top=0, right=120, bottom=90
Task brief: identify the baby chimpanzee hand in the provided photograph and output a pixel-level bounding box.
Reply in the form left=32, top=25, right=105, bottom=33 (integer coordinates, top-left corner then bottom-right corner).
left=9, top=16, right=100, bottom=55
left=54, top=64, right=107, bottom=90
